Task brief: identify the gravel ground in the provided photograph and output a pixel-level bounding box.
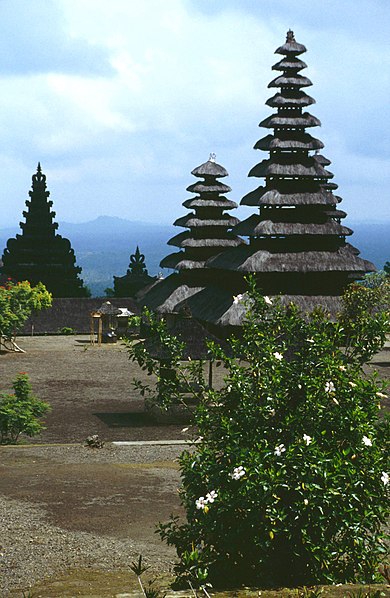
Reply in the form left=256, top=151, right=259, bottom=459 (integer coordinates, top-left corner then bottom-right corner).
left=0, top=443, right=185, bottom=596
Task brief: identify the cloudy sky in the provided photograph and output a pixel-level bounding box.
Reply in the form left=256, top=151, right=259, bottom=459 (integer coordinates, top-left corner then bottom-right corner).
left=0, top=0, right=389, bottom=228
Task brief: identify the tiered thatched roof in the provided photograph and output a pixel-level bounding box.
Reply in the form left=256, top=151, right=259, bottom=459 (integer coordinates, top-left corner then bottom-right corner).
left=208, top=30, right=374, bottom=299
left=161, top=155, right=243, bottom=272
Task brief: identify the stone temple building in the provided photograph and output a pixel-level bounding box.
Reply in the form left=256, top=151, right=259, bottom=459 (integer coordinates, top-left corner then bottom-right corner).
left=1, top=164, right=88, bottom=297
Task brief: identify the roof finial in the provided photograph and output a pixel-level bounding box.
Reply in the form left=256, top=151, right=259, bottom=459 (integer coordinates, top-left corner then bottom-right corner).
left=286, top=29, right=295, bottom=42
left=37, top=162, right=42, bottom=173
left=209, top=152, right=216, bottom=163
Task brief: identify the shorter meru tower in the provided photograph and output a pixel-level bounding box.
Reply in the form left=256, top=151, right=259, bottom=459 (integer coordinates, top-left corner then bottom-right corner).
left=1, top=164, right=88, bottom=297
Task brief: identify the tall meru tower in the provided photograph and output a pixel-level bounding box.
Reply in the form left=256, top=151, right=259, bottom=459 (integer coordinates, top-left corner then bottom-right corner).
left=1, top=164, right=88, bottom=297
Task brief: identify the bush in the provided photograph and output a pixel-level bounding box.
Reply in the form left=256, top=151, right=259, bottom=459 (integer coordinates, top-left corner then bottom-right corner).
left=156, top=283, right=389, bottom=589
left=0, top=373, right=51, bottom=443
left=58, top=326, right=76, bottom=335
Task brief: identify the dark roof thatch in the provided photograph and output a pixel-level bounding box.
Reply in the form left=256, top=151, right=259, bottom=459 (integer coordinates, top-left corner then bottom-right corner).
left=275, top=31, right=306, bottom=56
left=191, top=159, right=228, bottom=178
left=242, top=188, right=341, bottom=206
left=272, top=57, right=307, bottom=71
left=160, top=253, right=206, bottom=270
left=183, top=197, right=237, bottom=209
left=168, top=231, right=243, bottom=248
left=241, top=187, right=340, bottom=207
left=233, top=217, right=352, bottom=237
left=173, top=214, right=239, bottom=228
left=254, top=133, right=323, bottom=151
left=207, top=244, right=375, bottom=274
left=268, top=75, right=312, bottom=88
left=248, top=158, right=332, bottom=179
left=259, top=113, right=321, bottom=128
left=186, top=182, right=231, bottom=194
left=139, top=273, right=204, bottom=314
left=266, top=92, right=315, bottom=108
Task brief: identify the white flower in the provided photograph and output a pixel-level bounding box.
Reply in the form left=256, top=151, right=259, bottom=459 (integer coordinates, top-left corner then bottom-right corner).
left=274, top=444, right=286, bottom=457
left=230, top=466, right=246, bottom=480
left=273, top=352, right=283, bottom=361
left=332, top=397, right=339, bottom=405
left=304, top=498, right=309, bottom=506
left=339, top=365, right=347, bottom=371
left=233, top=294, right=244, bottom=305
left=325, top=381, right=335, bottom=394
left=264, top=296, right=273, bottom=305
left=376, top=392, right=387, bottom=399
left=206, top=490, right=218, bottom=503
left=181, top=427, right=189, bottom=433
left=303, top=434, right=312, bottom=446
left=269, top=409, right=276, bottom=417
left=196, top=496, right=207, bottom=510
left=362, top=435, right=372, bottom=447
left=306, top=338, right=315, bottom=344
left=349, top=382, right=357, bottom=388
left=381, top=472, right=389, bottom=486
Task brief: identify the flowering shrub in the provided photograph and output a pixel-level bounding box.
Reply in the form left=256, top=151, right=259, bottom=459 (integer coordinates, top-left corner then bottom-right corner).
left=0, top=373, right=51, bottom=443
left=157, top=282, right=389, bottom=589
left=0, top=280, right=52, bottom=340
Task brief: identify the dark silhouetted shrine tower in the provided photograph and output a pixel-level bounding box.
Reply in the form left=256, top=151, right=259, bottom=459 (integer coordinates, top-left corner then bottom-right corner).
left=1, top=164, right=88, bottom=297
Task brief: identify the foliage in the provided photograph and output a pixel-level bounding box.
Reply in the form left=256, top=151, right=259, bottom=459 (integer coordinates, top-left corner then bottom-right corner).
left=129, top=555, right=167, bottom=598
left=127, top=307, right=208, bottom=412
left=0, top=279, right=52, bottom=340
left=339, top=277, right=390, bottom=364
left=0, top=373, right=51, bottom=443
left=383, top=262, right=390, bottom=277
left=151, top=281, right=390, bottom=589
left=104, top=287, right=115, bottom=297
left=58, top=326, right=75, bottom=335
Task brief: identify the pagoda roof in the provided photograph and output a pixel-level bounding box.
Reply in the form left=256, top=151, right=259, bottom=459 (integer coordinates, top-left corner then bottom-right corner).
left=272, top=56, right=307, bottom=71
left=183, top=196, right=237, bottom=209
left=254, top=132, right=323, bottom=151
left=160, top=252, right=206, bottom=270
left=186, top=181, right=231, bottom=194
left=248, top=157, right=333, bottom=179
left=275, top=31, right=307, bottom=56
left=266, top=91, right=316, bottom=107
left=173, top=213, right=239, bottom=228
left=314, top=154, right=332, bottom=166
left=168, top=230, right=243, bottom=248
left=139, top=273, right=204, bottom=314
left=268, top=74, right=312, bottom=88
left=233, top=215, right=352, bottom=237
left=259, top=112, right=321, bottom=128
left=207, top=244, right=375, bottom=274
left=241, top=187, right=341, bottom=207
left=191, top=159, right=228, bottom=178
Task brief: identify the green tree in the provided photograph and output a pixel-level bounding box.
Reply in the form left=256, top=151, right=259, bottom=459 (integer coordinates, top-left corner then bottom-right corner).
left=134, top=282, right=390, bottom=589
left=0, top=373, right=51, bottom=443
left=0, top=279, right=52, bottom=341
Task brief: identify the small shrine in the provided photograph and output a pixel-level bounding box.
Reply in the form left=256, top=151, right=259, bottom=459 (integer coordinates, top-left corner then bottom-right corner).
left=113, top=246, right=155, bottom=297
left=1, top=164, right=88, bottom=297
left=90, top=301, right=135, bottom=345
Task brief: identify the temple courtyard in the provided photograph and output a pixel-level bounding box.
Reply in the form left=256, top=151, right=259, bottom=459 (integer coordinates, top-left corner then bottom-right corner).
left=0, top=335, right=389, bottom=596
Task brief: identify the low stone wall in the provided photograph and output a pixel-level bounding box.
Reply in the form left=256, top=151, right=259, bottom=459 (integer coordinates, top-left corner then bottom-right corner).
left=22, top=297, right=140, bottom=335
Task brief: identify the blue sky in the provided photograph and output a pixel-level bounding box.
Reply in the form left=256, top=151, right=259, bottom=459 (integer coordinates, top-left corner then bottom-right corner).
left=0, top=0, right=389, bottom=227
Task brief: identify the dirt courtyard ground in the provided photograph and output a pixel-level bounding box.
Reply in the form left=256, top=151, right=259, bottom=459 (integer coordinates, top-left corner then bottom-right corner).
left=0, top=335, right=389, bottom=596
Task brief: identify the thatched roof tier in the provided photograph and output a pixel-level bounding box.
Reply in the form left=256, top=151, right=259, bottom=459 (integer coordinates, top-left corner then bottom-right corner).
left=266, top=91, right=316, bottom=107
left=314, top=154, right=331, bottom=166
left=191, top=160, right=228, bottom=178
left=259, top=113, right=321, bottom=128
left=233, top=217, right=352, bottom=237
left=272, top=57, right=307, bottom=71
left=321, top=182, right=338, bottom=190
left=173, top=214, right=239, bottom=228
left=254, top=133, right=323, bottom=151
left=275, top=31, right=306, bottom=56
left=323, top=209, right=347, bottom=218
left=241, top=187, right=341, bottom=207
left=248, top=158, right=333, bottom=179
left=168, top=230, right=243, bottom=248
left=207, top=244, right=374, bottom=274
left=186, top=182, right=231, bottom=194
left=183, top=197, right=238, bottom=209
left=138, top=273, right=204, bottom=314
left=160, top=253, right=206, bottom=270
left=268, top=75, right=312, bottom=88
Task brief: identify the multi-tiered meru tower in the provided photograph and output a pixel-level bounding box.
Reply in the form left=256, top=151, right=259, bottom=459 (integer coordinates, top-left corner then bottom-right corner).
left=139, top=155, right=243, bottom=314
left=206, top=30, right=374, bottom=313
left=1, top=164, right=88, bottom=297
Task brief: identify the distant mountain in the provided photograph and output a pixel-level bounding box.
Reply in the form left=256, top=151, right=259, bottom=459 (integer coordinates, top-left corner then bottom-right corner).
left=0, top=216, right=388, bottom=296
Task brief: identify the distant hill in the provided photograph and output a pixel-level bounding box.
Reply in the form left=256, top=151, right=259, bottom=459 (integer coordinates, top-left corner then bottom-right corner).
left=0, top=216, right=388, bottom=296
